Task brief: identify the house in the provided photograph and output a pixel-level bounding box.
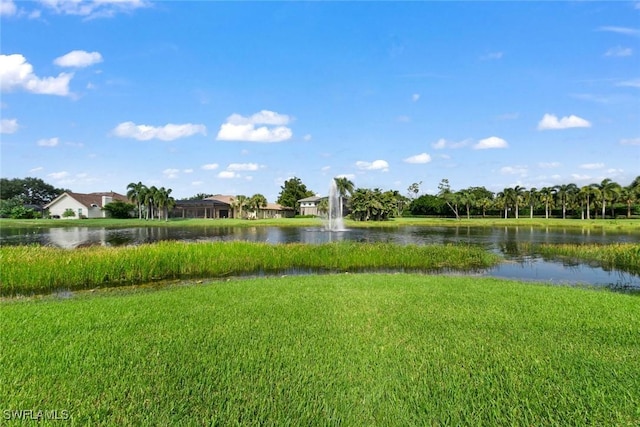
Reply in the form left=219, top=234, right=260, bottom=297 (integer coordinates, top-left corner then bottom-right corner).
left=44, top=192, right=129, bottom=219
left=247, top=203, right=295, bottom=219
left=172, top=195, right=233, bottom=219
left=298, top=196, right=326, bottom=216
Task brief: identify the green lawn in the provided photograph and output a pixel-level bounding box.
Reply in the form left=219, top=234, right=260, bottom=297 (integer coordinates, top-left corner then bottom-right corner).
left=2, top=274, right=639, bottom=426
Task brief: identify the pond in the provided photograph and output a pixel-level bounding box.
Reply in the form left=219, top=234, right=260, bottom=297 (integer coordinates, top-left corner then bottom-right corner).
left=2, top=225, right=639, bottom=290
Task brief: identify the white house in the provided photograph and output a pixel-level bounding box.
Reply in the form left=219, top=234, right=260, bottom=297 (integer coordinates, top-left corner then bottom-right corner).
left=44, top=192, right=129, bottom=219
left=298, top=196, right=326, bottom=216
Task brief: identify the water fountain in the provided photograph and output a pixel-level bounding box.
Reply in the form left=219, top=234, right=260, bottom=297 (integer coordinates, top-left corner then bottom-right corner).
left=326, top=179, right=346, bottom=231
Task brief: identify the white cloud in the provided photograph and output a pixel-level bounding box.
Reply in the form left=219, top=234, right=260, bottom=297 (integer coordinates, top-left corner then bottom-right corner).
left=54, top=50, right=103, bottom=68
left=303, top=134, right=312, bottom=141
left=0, top=118, right=18, bottom=134
left=37, top=137, right=59, bottom=147
left=605, top=46, right=633, bottom=57
left=39, top=0, right=151, bottom=19
left=571, top=173, right=591, bottom=181
left=47, top=171, right=69, bottom=180
left=617, top=79, right=640, bottom=88
left=0, top=0, right=17, bottom=16
left=321, top=166, right=331, bottom=172
left=29, top=167, right=44, bottom=173
left=191, top=181, right=204, bottom=186
left=580, top=163, right=604, bottom=170
left=227, top=163, right=259, bottom=171
left=620, top=137, right=640, bottom=145
left=481, top=51, right=503, bottom=60
left=537, top=114, right=591, bottom=130
left=431, top=138, right=470, bottom=149
left=356, top=159, right=389, bottom=171
left=162, top=168, right=180, bottom=178
left=538, top=162, right=561, bottom=168
left=0, top=54, right=73, bottom=96
left=112, top=121, right=206, bottom=141
left=500, top=165, right=528, bottom=175
left=403, top=153, right=432, bottom=164
left=597, top=26, right=640, bottom=37
left=336, top=173, right=356, bottom=180
left=216, top=110, right=293, bottom=143
left=201, top=163, right=219, bottom=170
left=183, top=168, right=193, bottom=173
left=217, top=171, right=238, bottom=179
left=412, top=93, right=420, bottom=102
left=473, top=136, right=508, bottom=150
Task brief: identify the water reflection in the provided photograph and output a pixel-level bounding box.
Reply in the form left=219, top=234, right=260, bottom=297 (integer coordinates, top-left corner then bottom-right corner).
left=1, top=225, right=639, bottom=289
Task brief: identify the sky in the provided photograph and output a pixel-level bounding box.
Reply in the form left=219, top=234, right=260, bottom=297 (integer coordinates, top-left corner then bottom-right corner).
left=1, top=0, right=639, bottom=202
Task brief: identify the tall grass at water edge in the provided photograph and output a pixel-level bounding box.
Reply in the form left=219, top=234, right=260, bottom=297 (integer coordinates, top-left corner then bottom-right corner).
left=519, top=242, right=640, bottom=275
left=0, top=241, right=499, bottom=296
left=2, top=274, right=639, bottom=425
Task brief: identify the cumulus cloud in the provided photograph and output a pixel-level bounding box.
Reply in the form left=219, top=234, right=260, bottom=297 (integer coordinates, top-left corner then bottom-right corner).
left=336, top=173, right=356, bottom=180
left=403, top=153, right=432, bottom=164
left=47, top=171, right=69, bottom=180
left=500, top=165, right=528, bottom=175
left=217, top=171, right=238, bottom=179
left=39, top=0, right=151, bottom=19
left=580, top=163, right=604, bottom=170
left=412, top=93, right=420, bottom=102
left=538, top=162, right=561, bottom=168
left=620, top=137, right=640, bottom=145
left=616, top=79, right=640, bottom=88
left=37, top=137, right=59, bottom=147
left=0, top=118, right=18, bottom=134
left=162, top=168, right=180, bottom=178
left=216, top=110, right=293, bottom=143
left=605, top=46, right=633, bottom=57
left=356, top=159, right=389, bottom=171
left=473, top=136, right=508, bottom=150
left=0, top=0, right=17, bottom=16
left=537, top=114, right=591, bottom=130
left=201, top=163, right=219, bottom=170
left=54, top=50, right=103, bottom=68
left=431, top=138, right=470, bottom=149
left=0, top=54, right=73, bottom=96
left=227, top=163, right=259, bottom=171
left=597, top=26, right=640, bottom=37
left=112, top=121, right=206, bottom=141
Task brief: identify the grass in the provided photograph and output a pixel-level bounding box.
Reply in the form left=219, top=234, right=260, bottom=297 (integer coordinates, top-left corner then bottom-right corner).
left=0, top=241, right=500, bottom=296
left=2, top=216, right=640, bottom=232
left=520, top=242, right=640, bottom=275
left=1, top=274, right=639, bottom=426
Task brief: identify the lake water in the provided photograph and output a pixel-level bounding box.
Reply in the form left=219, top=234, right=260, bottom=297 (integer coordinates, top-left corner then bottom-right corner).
left=2, top=225, right=639, bottom=290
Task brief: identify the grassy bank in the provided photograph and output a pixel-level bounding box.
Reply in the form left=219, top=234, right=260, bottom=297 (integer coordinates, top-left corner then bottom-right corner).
left=2, top=217, right=639, bottom=232
left=0, top=241, right=499, bottom=296
left=2, top=274, right=638, bottom=425
left=521, top=242, right=640, bottom=275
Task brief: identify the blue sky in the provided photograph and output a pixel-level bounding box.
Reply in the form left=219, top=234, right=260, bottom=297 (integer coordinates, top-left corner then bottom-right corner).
left=1, top=1, right=639, bottom=202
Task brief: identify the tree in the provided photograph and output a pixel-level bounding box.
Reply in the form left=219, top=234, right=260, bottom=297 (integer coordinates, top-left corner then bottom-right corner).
left=276, top=177, right=314, bottom=214
left=0, top=197, right=39, bottom=219
left=437, top=179, right=460, bottom=220
left=103, top=200, right=135, bottom=219
left=246, top=194, right=267, bottom=218
left=538, top=187, right=555, bottom=219
left=231, top=195, right=248, bottom=219
left=597, top=179, right=621, bottom=219
left=126, top=181, right=147, bottom=219
left=407, top=181, right=422, bottom=200
left=554, top=183, right=578, bottom=219
left=0, top=177, right=67, bottom=205
left=458, top=189, right=474, bottom=219
left=409, top=194, right=446, bottom=216
left=334, top=177, right=355, bottom=216
left=524, top=188, right=538, bottom=219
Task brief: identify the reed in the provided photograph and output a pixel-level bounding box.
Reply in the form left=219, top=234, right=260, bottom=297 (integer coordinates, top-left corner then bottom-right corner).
left=521, top=242, right=640, bottom=275
left=2, top=274, right=639, bottom=425
left=0, top=242, right=499, bottom=296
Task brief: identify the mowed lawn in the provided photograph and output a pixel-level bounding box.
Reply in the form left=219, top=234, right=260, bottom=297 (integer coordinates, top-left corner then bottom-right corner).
left=2, top=274, right=639, bottom=426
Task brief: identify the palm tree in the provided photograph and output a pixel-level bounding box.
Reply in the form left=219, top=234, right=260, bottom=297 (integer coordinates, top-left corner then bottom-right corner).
left=538, top=187, right=555, bottom=219
left=554, top=183, right=578, bottom=219
left=246, top=194, right=267, bottom=219
left=334, top=177, right=355, bottom=216
left=512, top=185, right=526, bottom=219
left=618, top=187, right=636, bottom=219
left=524, top=188, right=538, bottom=219
left=458, top=189, right=474, bottom=219
left=493, top=192, right=507, bottom=219
left=231, top=195, right=248, bottom=219
left=597, top=179, right=621, bottom=219
left=155, top=187, right=174, bottom=221
left=126, top=181, right=147, bottom=219
left=143, top=186, right=158, bottom=220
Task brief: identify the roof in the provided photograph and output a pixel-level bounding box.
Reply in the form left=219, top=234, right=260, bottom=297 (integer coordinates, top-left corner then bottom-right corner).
left=263, top=203, right=293, bottom=211
left=44, top=192, right=128, bottom=209
left=205, top=194, right=235, bottom=204
left=298, top=196, right=325, bottom=203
